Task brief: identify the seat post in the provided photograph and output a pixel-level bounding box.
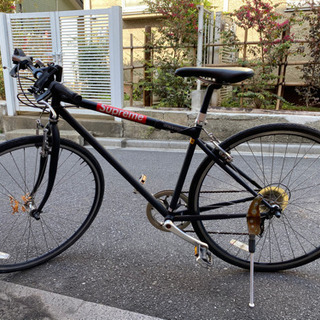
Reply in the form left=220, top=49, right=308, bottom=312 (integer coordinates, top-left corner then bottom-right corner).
left=199, top=84, right=221, bottom=114
left=196, top=83, right=221, bottom=125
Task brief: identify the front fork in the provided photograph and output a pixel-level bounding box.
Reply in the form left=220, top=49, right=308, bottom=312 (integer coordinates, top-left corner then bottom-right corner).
left=29, top=115, right=60, bottom=220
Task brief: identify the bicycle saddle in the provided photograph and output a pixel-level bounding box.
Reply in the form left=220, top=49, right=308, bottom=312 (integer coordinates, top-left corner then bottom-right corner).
left=175, top=67, right=254, bottom=84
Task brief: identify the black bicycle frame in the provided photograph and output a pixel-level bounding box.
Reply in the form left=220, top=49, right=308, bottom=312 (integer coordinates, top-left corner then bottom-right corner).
left=57, top=106, right=199, bottom=219
left=50, top=84, right=268, bottom=222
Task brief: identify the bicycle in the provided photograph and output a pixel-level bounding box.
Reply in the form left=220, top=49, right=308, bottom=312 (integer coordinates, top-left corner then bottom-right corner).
left=1, top=48, right=320, bottom=283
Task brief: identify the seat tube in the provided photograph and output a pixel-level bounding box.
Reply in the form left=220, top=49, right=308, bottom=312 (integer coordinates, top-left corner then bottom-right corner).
left=168, top=138, right=198, bottom=214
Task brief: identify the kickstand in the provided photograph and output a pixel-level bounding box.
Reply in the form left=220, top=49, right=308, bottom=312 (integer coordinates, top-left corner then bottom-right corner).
left=249, top=234, right=255, bottom=308
left=246, top=196, right=262, bottom=308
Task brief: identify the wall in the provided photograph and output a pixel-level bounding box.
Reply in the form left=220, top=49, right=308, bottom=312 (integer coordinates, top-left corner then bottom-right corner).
left=90, top=0, right=119, bottom=8
left=19, top=0, right=82, bottom=12
left=89, top=0, right=158, bottom=46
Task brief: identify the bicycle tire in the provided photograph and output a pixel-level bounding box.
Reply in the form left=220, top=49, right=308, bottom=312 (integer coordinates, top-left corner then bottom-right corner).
left=0, top=135, right=104, bottom=272
left=189, top=123, right=320, bottom=271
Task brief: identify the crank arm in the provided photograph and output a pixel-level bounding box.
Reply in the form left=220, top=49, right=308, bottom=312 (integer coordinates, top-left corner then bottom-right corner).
left=163, top=220, right=208, bottom=248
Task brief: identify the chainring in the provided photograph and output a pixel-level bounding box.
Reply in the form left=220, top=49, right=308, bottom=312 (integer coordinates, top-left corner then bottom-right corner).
left=146, top=190, right=190, bottom=232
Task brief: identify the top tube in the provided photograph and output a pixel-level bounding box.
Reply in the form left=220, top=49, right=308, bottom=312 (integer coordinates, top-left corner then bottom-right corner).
left=76, top=98, right=200, bottom=139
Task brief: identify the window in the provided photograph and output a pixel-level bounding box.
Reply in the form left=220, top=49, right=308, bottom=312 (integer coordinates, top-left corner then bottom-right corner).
left=122, top=0, right=148, bottom=13
left=287, top=0, right=320, bottom=10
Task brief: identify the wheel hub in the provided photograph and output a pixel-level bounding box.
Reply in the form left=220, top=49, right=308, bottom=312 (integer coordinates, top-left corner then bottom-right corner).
left=258, top=185, right=290, bottom=214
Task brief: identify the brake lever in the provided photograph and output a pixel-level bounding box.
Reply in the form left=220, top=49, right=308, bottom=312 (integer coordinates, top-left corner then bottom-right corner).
left=10, top=58, right=31, bottom=77
left=9, top=65, right=19, bottom=78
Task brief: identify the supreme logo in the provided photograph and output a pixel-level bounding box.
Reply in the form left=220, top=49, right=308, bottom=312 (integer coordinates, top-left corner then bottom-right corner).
left=96, top=103, right=147, bottom=124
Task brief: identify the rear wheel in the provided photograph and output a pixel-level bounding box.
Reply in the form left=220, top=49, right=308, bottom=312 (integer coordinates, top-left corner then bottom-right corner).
left=0, top=136, right=104, bottom=272
left=189, top=123, right=320, bottom=271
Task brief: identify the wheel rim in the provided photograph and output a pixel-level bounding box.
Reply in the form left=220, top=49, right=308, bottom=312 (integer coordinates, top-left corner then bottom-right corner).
left=0, top=137, right=102, bottom=271
left=192, top=126, right=320, bottom=270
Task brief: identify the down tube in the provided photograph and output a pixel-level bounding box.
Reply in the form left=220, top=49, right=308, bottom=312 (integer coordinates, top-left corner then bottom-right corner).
left=58, top=107, right=168, bottom=217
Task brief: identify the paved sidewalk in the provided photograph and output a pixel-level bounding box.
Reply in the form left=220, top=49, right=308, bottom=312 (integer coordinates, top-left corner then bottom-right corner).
left=0, top=280, right=164, bottom=320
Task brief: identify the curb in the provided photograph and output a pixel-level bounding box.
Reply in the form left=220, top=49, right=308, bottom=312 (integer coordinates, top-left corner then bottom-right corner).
left=0, top=280, right=164, bottom=320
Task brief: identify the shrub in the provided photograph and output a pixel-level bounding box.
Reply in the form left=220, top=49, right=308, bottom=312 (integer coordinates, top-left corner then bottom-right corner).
left=144, top=0, right=210, bottom=108
left=295, top=3, right=320, bottom=107
left=222, top=0, right=297, bottom=109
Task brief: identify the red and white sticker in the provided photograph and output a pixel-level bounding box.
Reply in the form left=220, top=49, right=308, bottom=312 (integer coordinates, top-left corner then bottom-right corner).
left=96, top=103, right=147, bottom=124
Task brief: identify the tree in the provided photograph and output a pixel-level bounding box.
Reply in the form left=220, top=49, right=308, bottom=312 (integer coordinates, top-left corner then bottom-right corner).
left=295, top=2, right=320, bottom=107
left=0, top=0, right=16, bottom=12
left=223, top=0, right=296, bottom=109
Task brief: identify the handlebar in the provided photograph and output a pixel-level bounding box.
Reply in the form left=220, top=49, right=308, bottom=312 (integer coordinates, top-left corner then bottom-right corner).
left=10, top=48, right=82, bottom=106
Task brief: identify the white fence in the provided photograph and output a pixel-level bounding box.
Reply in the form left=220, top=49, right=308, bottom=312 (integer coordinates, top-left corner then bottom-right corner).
left=196, top=8, right=237, bottom=106
left=0, top=7, right=123, bottom=116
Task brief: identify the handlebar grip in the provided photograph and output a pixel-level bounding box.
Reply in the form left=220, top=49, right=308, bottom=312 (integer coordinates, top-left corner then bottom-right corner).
left=12, top=48, right=32, bottom=64
left=50, top=82, right=82, bottom=105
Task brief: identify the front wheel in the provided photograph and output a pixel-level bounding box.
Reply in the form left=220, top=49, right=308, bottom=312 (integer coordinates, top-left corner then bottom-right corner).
left=189, top=123, right=320, bottom=271
left=0, top=136, right=104, bottom=272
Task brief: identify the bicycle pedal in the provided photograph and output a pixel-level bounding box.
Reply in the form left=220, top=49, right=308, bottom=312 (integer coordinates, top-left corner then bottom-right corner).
left=195, top=245, right=213, bottom=268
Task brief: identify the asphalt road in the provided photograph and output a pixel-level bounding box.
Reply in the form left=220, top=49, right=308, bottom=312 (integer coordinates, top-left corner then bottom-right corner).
left=1, top=147, right=320, bottom=320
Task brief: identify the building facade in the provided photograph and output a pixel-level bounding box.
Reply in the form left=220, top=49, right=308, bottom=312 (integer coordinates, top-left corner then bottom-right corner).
left=17, top=0, right=83, bottom=12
